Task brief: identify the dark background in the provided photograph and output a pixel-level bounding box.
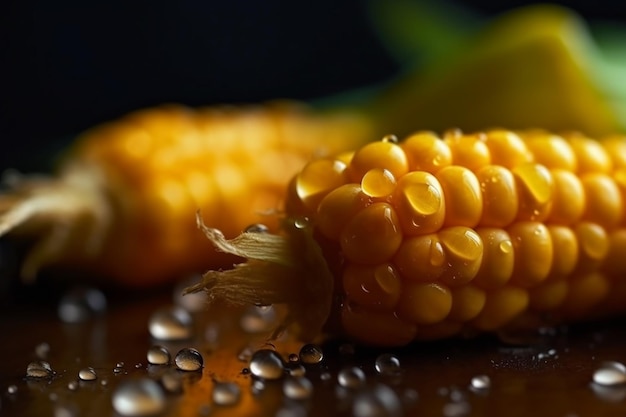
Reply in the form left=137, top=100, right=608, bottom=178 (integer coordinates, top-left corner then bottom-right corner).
left=2, top=0, right=625, bottom=172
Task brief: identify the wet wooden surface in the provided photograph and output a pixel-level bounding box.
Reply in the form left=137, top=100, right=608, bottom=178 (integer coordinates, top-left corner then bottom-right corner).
left=2, top=279, right=626, bottom=417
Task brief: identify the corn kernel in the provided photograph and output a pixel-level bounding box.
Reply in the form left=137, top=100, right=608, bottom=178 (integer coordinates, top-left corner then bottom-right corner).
left=449, top=285, right=486, bottom=321
left=484, top=130, right=533, bottom=168
left=547, top=170, right=585, bottom=225
left=547, top=225, right=578, bottom=278
left=574, top=222, right=608, bottom=272
left=444, top=132, right=491, bottom=171
left=342, top=263, right=401, bottom=312
left=568, top=135, right=612, bottom=174
left=361, top=168, right=396, bottom=198
left=512, top=163, right=553, bottom=221
left=316, top=184, right=370, bottom=240
left=508, top=222, right=553, bottom=287
left=295, top=159, right=348, bottom=211
left=524, top=133, right=577, bottom=171
left=397, top=282, right=452, bottom=325
left=476, top=165, right=519, bottom=227
left=401, top=131, right=452, bottom=172
left=580, top=174, right=623, bottom=228
left=348, top=140, right=408, bottom=182
left=393, top=171, right=445, bottom=235
left=472, top=286, right=529, bottom=331
left=528, top=280, right=568, bottom=311
left=436, top=166, right=483, bottom=227
left=438, top=226, right=483, bottom=286
left=559, top=272, right=609, bottom=319
left=473, top=228, right=514, bottom=289
left=394, top=234, right=446, bottom=282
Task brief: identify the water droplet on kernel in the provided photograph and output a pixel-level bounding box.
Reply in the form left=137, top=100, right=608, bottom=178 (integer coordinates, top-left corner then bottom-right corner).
left=382, top=134, right=399, bottom=144
left=353, top=384, right=403, bottom=417
left=283, top=376, right=313, bottom=400
left=337, top=366, right=366, bottom=388
left=147, top=345, right=171, bottom=365
left=374, top=354, right=401, bottom=376
left=26, top=360, right=53, bottom=378
left=212, top=382, right=241, bottom=406
left=57, top=286, right=107, bottom=323
left=429, top=240, right=445, bottom=267
left=299, top=344, right=324, bottom=365
left=362, top=168, right=396, bottom=198
left=111, top=379, right=166, bottom=416
left=244, top=223, right=269, bottom=234
left=249, top=349, right=284, bottom=380
left=78, top=368, right=97, bottom=381
left=404, top=183, right=441, bottom=216
left=499, top=240, right=513, bottom=254
left=148, top=306, right=193, bottom=341
left=470, top=375, right=491, bottom=390
left=175, top=348, right=203, bottom=371
left=593, top=361, right=626, bottom=386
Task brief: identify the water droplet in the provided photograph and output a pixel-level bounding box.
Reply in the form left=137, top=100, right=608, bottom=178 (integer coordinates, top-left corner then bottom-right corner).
left=251, top=378, right=266, bottom=394
left=320, top=372, right=332, bottom=382
left=54, top=403, right=79, bottom=417
left=78, top=368, right=97, bottom=381
left=238, top=346, right=254, bottom=362
left=283, top=376, right=313, bottom=400
left=299, top=344, right=324, bottom=365
left=35, top=342, right=50, bottom=359
left=101, top=379, right=109, bottom=386
left=116, top=362, right=125, bottom=368
left=148, top=306, right=193, bottom=341
left=293, top=217, right=310, bottom=229
left=382, top=134, right=399, bottom=144
left=7, top=384, right=17, bottom=394
left=244, top=223, right=269, bottom=234
left=498, top=240, right=513, bottom=254
left=337, top=366, right=366, bottom=388
left=212, top=382, right=241, bottom=406
left=470, top=375, right=491, bottom=390
left=57, top=286, right=107, bottom=323
left=288, top=353, right=299, bottom=363
left=374, top=353, right=401, bottom=376
left=249, top=349, right=284, bottom=380
left=26, top=360, right=53, bottom=378
left=240, top=305, right=277, bottom=333
left=362, top=168, right=396, bottom=198
left=175, top=348, right=203, bottom=371
left=147, top=345, right=171, bottom=365
left=111, top=379, right=166, bottom=416
left=593, top=361, right=626, bottom=386
left=353, top=384, right=402, bottom=417
left=173, top=276, right=208, bottom=313
left=67, top=381, right=78, bottom=391
left=161, top=369, right=183, bottom=393
left=113, top=366, right=125, bottom=375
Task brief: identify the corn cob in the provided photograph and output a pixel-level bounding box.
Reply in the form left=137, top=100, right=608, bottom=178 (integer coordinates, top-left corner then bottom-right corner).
left=0, top=102, right=373, bottom=287
left=187, top=129, right=626, bottom=346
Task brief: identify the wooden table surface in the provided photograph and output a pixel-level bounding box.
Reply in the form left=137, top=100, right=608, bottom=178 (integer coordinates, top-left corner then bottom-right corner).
left=2, top=276, right=626, bottom=417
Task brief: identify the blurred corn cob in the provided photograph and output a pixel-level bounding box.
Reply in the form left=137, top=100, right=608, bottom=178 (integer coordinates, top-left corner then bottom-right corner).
left=0, top=103, right=373, bottom=287
left=188, top=129, right=626, bottom=346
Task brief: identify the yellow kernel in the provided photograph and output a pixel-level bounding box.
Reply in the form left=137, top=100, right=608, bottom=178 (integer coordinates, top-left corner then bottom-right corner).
left=444, top=133, right=491, bottom=171
left=568, top=135, right=612, bottom=174
left=508, top=222, right=553, bottom=287
left=393, top=171, right=445, bottom=235
left=512, top=163, right=554, bottom=221
left=574, top=222, right=608, bottom=272
left=449, top=285, right=486, bottom=321
left=361, top=168, right=396, bottom=198
left=559, top=272, right=609, bottom=319
left=476, top=165, right=519, bottom=227
left=602, top=137, right=626, bottom=169
left=316, top=184, right=370, bottom=240
left=473, top=228, right=514, bottom=289
left=397, top=282, right=452, bottom=325
left=394, top=234, right=446, bottom=282
left=524, top=133, right=577, bottom=171
left=340, top=304, right=417, bottom=347
left=401, top=131, right=452, bottom=172
left=528, top=280, right=568, bottom=311
left=547, top=170, right=585, bottom=225
left=547, top=226, right=578, bottom=278
left=348, top=140, right=409, bottom=182
left=484, top=130, right=533, bottom=168
left=340, top=202, right=402, bottom=264
left=472, top=286, right=529, bottom=331
left=342, top=263, right=401, bottom=312
left=436, top=166, right=483, bottom=227
left=580, top=174, right=623, bottom=228
left=604, top=229, right=626, bottom=276
left=438, top=227, right=483, bottom=286
left=295, top=158, right=347, bottom=211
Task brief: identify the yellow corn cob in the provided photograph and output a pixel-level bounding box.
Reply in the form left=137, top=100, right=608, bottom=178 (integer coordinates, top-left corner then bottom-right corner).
left=0, top=102, right=373, bottom=287
left=188, top=129, right=626, bottom=346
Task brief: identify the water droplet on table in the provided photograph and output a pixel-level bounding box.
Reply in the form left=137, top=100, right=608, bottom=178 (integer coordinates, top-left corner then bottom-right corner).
left=337, top=366, right=366, bottom=388
left=78, top=368, right=97, bottom=381
left=470, top=374, right=491, bottom=390
left=283, top=376, right=313, bottom=400
left=26, top=360, right=53, bottom=378
left=286, top=363, right=306, bottom=377
left=67, top=381, right=78, bottom=391
left=175, top=348, right=203, bottom=371
left=212, top=382, right=241, bottom=406
left=593, top=361, right=626, bottom=386
left=111, top=379, right=166, bottom=416
left=35, top=342, right=50, bottom=359
left=57, top=286, right=107, bottom=323
left=7, top=385, right=18, bottom=394
left=299, top=344, right=324, bottom=365
left=249, top=349, right=284, bottom=380
left=375, top=353, right=401, bottom=376
left=353, top=384, right=402, bottom=417
left=147, top=345, right=171, bottom=365
left=148, top=306, right=193, bottom=341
